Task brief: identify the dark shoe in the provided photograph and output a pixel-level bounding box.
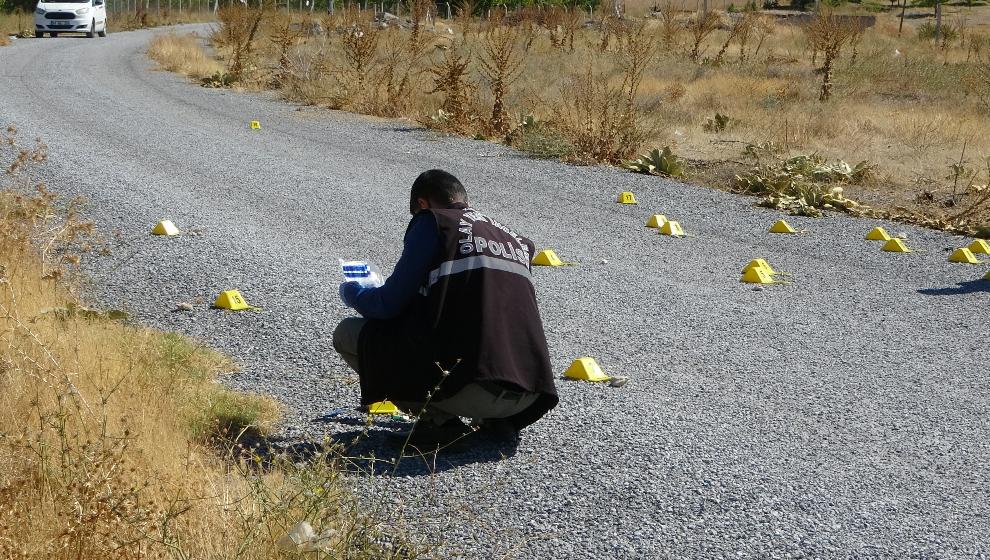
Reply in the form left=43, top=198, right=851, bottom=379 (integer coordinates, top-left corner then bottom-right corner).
left=386, top=418, right=477, bottom=451
left=475, top=418, right=519, bottom=443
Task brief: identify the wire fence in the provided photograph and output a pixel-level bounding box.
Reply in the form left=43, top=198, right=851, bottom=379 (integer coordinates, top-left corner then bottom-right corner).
left=102, top=0, right=749, bottom=19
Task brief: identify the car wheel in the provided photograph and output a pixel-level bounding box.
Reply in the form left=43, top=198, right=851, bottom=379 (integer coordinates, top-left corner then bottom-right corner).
left=98, top=24, right=107, bottom=37
left=50, top=32, right=58, bottom=37
left=34, top=31, right=43, bottom=38
left=86, top=19, right=95, bottom=38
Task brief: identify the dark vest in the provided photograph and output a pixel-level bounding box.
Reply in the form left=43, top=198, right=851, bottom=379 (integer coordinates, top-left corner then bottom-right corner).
left=357, top=204, right=558, bottom=429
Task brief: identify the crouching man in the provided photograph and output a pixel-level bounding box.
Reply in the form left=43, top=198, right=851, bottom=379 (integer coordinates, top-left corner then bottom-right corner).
left=333, top=169, right=558, bottom=448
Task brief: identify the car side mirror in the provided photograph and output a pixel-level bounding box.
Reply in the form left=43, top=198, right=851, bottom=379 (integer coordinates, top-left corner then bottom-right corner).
left=94, top=0, right=103, bottom=5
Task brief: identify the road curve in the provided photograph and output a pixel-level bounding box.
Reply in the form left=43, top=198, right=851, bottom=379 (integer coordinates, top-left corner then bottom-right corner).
left=2, top=27, right=989, bottom=559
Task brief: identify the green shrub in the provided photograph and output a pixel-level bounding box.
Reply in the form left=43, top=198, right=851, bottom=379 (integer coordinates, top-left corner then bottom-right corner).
left=507, top=117, right=576, bottom=160
left=917, top=21, right=959, bottom=42
left=624, top=146, right=686, bottom=177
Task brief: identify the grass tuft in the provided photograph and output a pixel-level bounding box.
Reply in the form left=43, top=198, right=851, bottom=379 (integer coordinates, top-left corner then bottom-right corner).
left=147, top=31, right=224, bottom=78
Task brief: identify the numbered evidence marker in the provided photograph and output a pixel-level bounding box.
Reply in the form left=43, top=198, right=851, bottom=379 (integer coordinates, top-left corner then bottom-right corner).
left=660, top=220, right=685, bottom=237
left=769, top=219, right=798, bottom=234
left=151, top=220, right=180, bottom=236
left=742, top=258, right=784, bottom=276
left=967, top=239, right=990, bottom=255
left=882, top=238, right=912, bottom=253
left=250, top=120, right=262, bottom=130
left=564, top=357, right=611, bottom=382
left=866, top=226, right=892, bottom=241
left=741, top=267, right=776, bottom=284
left=213, top=289, right=259, bottom=311
left=367, top=400, right=400, bottom=414
left=948, top=247, right=984, bottom=264
left=645, top=214, right=667, bottom=228
left=532, top=249, right=565, bottom=267
left=616, top=191, right=638, bottom=204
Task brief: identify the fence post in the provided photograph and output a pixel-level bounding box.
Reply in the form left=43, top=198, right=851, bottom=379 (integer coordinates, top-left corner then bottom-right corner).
left=934, top=0, right=942, bottom=42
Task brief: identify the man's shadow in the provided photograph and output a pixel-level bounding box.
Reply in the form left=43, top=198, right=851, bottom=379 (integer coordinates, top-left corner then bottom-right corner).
left=258, top=416, right=518, bottom=477
left=332, top=428, right=519, bottom=476
left=917, top=279, right=990, bottom=296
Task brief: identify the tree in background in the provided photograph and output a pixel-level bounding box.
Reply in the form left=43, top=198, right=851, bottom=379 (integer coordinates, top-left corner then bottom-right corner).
left=2, top=0, right=37, bottom=13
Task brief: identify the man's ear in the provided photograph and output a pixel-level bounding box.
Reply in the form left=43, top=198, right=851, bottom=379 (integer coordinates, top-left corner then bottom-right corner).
left=417, top=197, right=430, bottom=211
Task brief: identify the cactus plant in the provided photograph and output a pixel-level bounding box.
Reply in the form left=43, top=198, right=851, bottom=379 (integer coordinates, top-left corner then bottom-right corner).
left=624, top=147, right=685, bottom=178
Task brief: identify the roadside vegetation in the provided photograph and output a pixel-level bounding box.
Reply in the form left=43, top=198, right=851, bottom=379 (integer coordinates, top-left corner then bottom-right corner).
left=0, top=126, right=418, bottom=559
left=148, top=0, right=990, bottom=236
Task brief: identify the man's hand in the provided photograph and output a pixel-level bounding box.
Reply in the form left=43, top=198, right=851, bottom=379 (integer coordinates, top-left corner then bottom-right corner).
left=339, top=281, right=362, bottom=308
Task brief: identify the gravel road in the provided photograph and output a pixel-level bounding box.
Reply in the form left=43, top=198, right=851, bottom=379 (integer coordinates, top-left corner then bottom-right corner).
left=2, top=26, right=989, bottom=559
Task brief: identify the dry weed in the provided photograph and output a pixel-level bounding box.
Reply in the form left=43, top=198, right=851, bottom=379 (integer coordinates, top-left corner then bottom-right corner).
left=803, top=10, right=859, bottom=101
left=429, top=44, right=476, bottom=132
left=688, top=10, right=720, bottom=62
left=147, top=32, right=223, bottom=78
left=479, top=24, right=525, bottom=135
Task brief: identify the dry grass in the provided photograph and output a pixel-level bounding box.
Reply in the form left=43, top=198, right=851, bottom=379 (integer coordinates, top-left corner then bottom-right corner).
left=0, top=126, right=419, bottom=559
left=148, top=31, right=223, bottom=78
left=0, top=11, right=32, bottom=41
left=144, top=3, right=990, bottom=232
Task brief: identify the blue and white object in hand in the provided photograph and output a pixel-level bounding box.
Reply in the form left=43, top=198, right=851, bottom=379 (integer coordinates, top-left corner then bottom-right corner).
left=339, top=259, right=383, bottom=288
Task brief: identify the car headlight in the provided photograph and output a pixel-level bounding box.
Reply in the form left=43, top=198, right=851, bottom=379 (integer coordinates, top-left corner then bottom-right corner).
left=75, top=6, right=89, bottom=14
left=35, top=7, right=45, bottom=14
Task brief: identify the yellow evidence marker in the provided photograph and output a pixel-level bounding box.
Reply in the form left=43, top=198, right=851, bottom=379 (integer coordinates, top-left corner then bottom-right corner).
left=645, top=214, right=668, bottom=228
left=250, top=120, right=261, bottom=130
left=151, top=220, right=180, bottom=236
left=617, top=192, right=638, bottom=204
left=769, top=219, right=798, bottom=234
left=660, top=221, right=685, bottom=237
left=948, top=247, right=984, bottom=264
left=742, top=258, right=783, bottom=276
left=213, top=290, right=259, bottom=311
left=564, top=357, right=611, bottom=382
left=532, top=249, right=565, bottom=267
left=740, top=267, right=781, bottom=285
left=367, top=400, right=400, bottom=414
left=882, top=238, right=912, bottom=253
left=866, top=226, right=892, bottom=241
left=968, top=239, right=990, bottom=254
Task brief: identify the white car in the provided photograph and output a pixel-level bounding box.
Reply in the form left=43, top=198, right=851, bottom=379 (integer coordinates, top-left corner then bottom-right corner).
left=34, top=0, right=107, bottom=38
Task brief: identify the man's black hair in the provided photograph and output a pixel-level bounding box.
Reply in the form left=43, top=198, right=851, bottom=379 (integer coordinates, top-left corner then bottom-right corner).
left=410, top=169, right=468, bottom=214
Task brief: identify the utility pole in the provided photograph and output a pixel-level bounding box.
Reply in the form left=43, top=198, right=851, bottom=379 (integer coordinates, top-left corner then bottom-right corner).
left=898, top=0, right=906, bottom=36
left=934, top=0, right=942, bottom=43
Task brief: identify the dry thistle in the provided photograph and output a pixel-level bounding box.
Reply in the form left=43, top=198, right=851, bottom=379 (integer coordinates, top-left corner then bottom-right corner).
left=342, top=23, right=380, bottom=90
left=654, top=2, right=682, bottom=51
left=689, top=10, right=720, bottom=62
left=803, top=10, right=858, bottom=102
left=479, top=25, right=524, bottom=135
left=269, top=20, right=302, bottom=87
left=714, top=13, right=753, bottom=66
left=428, top=44, right=475, bottom=132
